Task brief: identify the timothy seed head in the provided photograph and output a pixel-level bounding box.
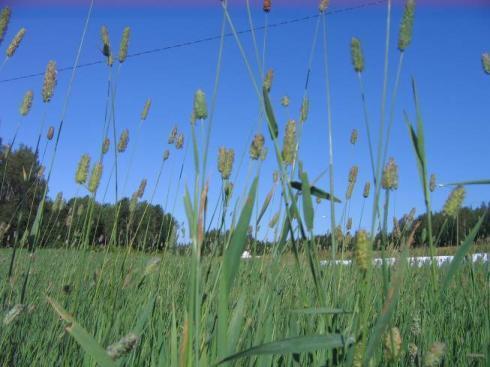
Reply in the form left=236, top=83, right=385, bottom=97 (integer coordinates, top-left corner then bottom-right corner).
left=382, top=157, right=399, bottom=190
left=280, top=95, right=290, bottom=107
left=346, top=182, right=355, bottom=200
left=143, top=257, right=161, bottom=276
left=20, top=90, right=34, bottom=116
left=398, top=0, right=415, bottom=52
left=129, top=192, right=138, bottom=213
left=53, top=192, right=64, bottom=212
left=362, top=181, right=371, bottom=198
left=88, top=162, right=103, bottom=194
left=250, top=133, right=265, bottom=160
left=408, top=343, right=418, bottom=364
left=346, top=217, right=352, bottom=231
left=102, top=138, right=110, bottom=154
left=263, top=69, right=274, bottom=92
left=282, top=120, right=297, bottom=165
left=350, top=129, right=358, bottom=145
left=163, top=149, right=170, bottom=161
left=3, top=304, right=25, bottom=325
left=481, top=52, right=490, bottom=75
left=319, top=0, right=330, bottom=13
left=0, top=7, right=12, bottom=45
left=263, top=0, right=271, bottom=12
left=410, top=315, right=421, bottom=336
left=424, top=342, right=445, bottom=367
left=384, top=327, right=402, bottom=362
left=75, top=154, right=91, bottom=185
left=117, top=129, right=129, bottom=153
left=224, top=181, right=234, bottom=206
left=350, top=37, right=364, bottom=73
left=193, top=89, right=208, bottom=120
left=175, top=133, right=184, bottom=150
left=106, top=332, right=140, bottom=360
left=348, top=165, right=359, bottom=183
left=300, top=96, right=309, bottom=122
left=47, top=126, right=55, bottom=141
left=429, top=174, right=436, bottom=192
left=168, top=126, right=178, bottom=144
left=442, top=185, right=465, bottom=217
left=100, top=25, right=112, bottom=65
left=42, top=61, right=57, bottom=103
left=6, top=28, right=26, bottom=58
left=141, top=98, right=151, bottom=121
left=218, top=147, right=234, bottom=180
left=118, top=26, right=131, bottom=63
left=355, top=230, right=371, bottom=272
left=136, top=178, right=147, bottom=198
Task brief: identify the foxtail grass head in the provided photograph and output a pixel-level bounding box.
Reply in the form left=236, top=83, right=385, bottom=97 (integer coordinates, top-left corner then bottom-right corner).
left=250, top=133, right=265, bottom=160
left=47, top=126, right=54, bottom=141
left=384, top=327, right=402, bottom=362
left=224, top=181, right=233, bottom=206
left=102, top=138, right=110, bottom=154
left=53, top=192, right=64, bottom=212
left=0, top=7, right=12, bottom=46
left=141, top=98, right=151, bottom=121
left=118, top=26, right=130, bottom=63
left=300, top=96, right=309, bottom=122
left=75, top=154, right=91, bottom=185
left=263, top=0, right=271, bottom=12
left=6, top=28, right=26, bottom=58
left=424, top=342, right=445, bottom=367
left=350, top=129, right=358, bottom=145
left=117, top=129, right=129, bottom=153
left=193, top=89, right=208, bottom=120
left=42, top=61, right=57, bottom=103
left=319, top=0, right=330, bottom=13
left=282, top=120, right=297, bottom=166
left=106, top=333, right=140, bottom=360
left=348, top=166, right=359, bottom=183
left=168, top=126, right=178, bottom=144
left=136, top=178, right=147, bottom=198
left=163, top=149, right=170, bottom=161
left=363, top=181, right=371, bottom=198
left=280, top=95, right=290, bottom=107
left=3, top=304, right=24, bottom=326
left=350, top=37, right=364, bottom=73
left=175, top=133, right=184, bottom=150
left=19, top=90, right=33, bottom=117
left=481, top=52, right=490, bottom=75
left=218, top=147, right=234, bottom=180
left=88, top=162, right=103, bottom=194
left=398, top=0, right=415, bottom=52
left=442, top=185, right=465, bottom=217
left=382, top=158, right=399, bottom=190
left=429, top=174, right=436, bottom=192
left=355, top=230, right=371, bottom=273
left=264, top=69, right=274, bottom=92
left=100, top=25, right=112, bottom=66
left=346, top=217, right=352, bottom=231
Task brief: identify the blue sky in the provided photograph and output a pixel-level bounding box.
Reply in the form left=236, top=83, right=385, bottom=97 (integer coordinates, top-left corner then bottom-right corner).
left=0, top=1, right=489, bottom=237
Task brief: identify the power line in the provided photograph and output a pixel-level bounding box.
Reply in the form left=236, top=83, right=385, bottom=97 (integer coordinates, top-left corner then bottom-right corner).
left=0, top=0, right=386, bottom=84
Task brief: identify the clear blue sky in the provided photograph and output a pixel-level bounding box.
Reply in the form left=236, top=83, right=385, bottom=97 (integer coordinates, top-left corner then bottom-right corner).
left=1, top=1, right=489, bottom=236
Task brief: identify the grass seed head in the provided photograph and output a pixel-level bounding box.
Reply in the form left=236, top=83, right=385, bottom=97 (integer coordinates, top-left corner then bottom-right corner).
left=218, top=147, right=234, bottom=180
left=193, top=89, right=208, bottom=120
left=350, top=37, right=364, bottom=73
left=346, top=182, right=354, bottom=200
left=348, top=165, right=359, bottom=183
left=350, top=128, right=358, bottom=145
left=263, top=69, right=274, bottom=92
left=300, top=96, right=309, bottom=122
left=346, top=217, right=352, bottom=231
left=363, top=181, right=371, bottom=198
left=250, top=133, right=265, bottom=160
left=319, top=0, right=330, bottom=13
left=3, top=304, right=24, bottom=325
left=263, top=0, right=271, bottom=12
left=429, top=174, right=436, bottom=192
left=75, top=154, right=91, bottom=185
left=141, top=98, right=151, bottom=121
left=118, top=26, right=131, bottom=63
left=102, top=138, right=110, bottom=154
left=424, top=342, right=445, bottom=367
left=53, top=192, right=64, bottom=212
left=481, top=52, right=490, bottom=75
left=442, top=185, right=465, bottom=217
left=47, top=126, right=55, bottom=141
left=282, top=120, right=297, bottom=165
left=398, top=0, right=415, bottom=52
left=136, top=178, right=147, bottom=198
left=117, top=129, right=129, bottom=153
left=6, top=28, right=26, bottom=58
left=42, top=61, right=57, bottom=103
left=163, top=149, right=170, bottom=161
left=100, top=25, right=112, bottom=65
left=355, top=230, right=371, bottom=272
left=384, top=327, right=402, bottom=362
left=106, top=332, right=140, bottom=360
left=280, top=95, right=290, bottom=107
left=88, top=162, right=103, bottom=193
left=382, top=157, right=399, bottom=190
left=0, top=7, right=12, bottom=45
left=168, top=126, right=178, bottom=144
left=175, top=133, right=184, bottom=149
left=20, top=90, right=34, bottom=116
left=224, top=181, right=233, bottom=206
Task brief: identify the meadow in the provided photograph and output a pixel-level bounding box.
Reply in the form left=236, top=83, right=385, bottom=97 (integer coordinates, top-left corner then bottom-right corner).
left=0, top=0, right=489, bottom=366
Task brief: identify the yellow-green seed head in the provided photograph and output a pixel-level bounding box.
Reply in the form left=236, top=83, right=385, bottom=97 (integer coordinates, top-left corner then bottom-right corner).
left=6, top=28, right=26, bottom=58
left=118, top=26, right=131, bottom=63
left=350, top=37, right=364, bottom=73
left=282, top=120, right=297, bottom=165
left=3, top=304, right=24, bottom=325
left=363, top=181, right=370, bottom=198
left=280, top=95, right=290, bottom=107
left=481, top=52, right=490, bottom=75
left=193, top=89, right=208, bottom=120
left=352, top=339, right=366, bottom=367
left=77, top=204, right=85, bottom=217
left=129, top=192, right=138, bottom=213
left=106, top=333, right=140, bottom=360
left=348, top=165, right=359, bottom=183
left=75, top=154, right=91, bottom=185
left=141, top=98, right=151, bottom=121
left=88, top=162, right=103, bottom=194
left=117, top=129, right=129, bottom=153
left=442, top=185, right=465, bottom=217
left=136, top=178, right=147, bottom=198
left=346, top=217, right=352, bottom=231
left=102, top=138, right=110, bottom=154
left=300, top=96, right=309, bottom=122
left=250, top=133, right=265, bottom=160
left=384, top=327, right=402, bottom=362
left=47, top=126, right=54, bottom=141
left=20, top=90, right=33, bottom=116
left=319, top=0, right=330, bottom=13
left=42, top=61, right=57, bottom=103
left=53, top=192, right=64, bottom=212
left=346, top=182, right=355, bottom=200
left=424, top=342, right=445, bottom=367
left=350, top=128, right=358, bottom=145
left=429, top=174, right=436, bottom=192
left=163, top=149, right=170, bottom=161
left=263, top=69, right=274, bottom=92
left=0, top=7, right=12, bottom=45
left=382, top=158, right=399, bottom=190
left=408, top=343, right=418, bottom=364
left=355, top=230, right=371, bottom=272
left=398, top=0, right=415, bottom=52
left=100, top=25, right=112, bottom=64
left=218, top=147, right=234, bottom=180
left=168, top=126, right=178, bottom=144
left=175, top=133, right=184, bottom=150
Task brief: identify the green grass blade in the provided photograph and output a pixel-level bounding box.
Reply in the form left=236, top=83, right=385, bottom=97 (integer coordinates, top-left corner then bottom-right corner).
left=300, top=166, right=314, bottom=232
left=290, top=181, right=341, bottom=203
left=256, top=185, right=274, bottom=227
left=438, top=179, right=490, bottom=187
left=290, top=308, right=351, bottom=315
left=262, top=86, right=278, bottom=139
